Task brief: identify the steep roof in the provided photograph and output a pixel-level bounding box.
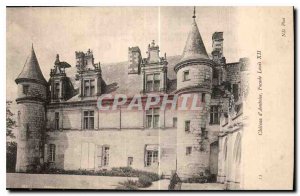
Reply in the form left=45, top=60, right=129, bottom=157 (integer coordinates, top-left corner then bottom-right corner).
left=16, top=45, right=47, bottom=85
left=180, top=17, right=209, bottom=62
left=65, top=55, right=181, bottom=101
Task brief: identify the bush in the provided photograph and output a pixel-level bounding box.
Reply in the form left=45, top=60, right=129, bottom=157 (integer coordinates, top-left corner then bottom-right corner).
left=183, top=174, right=217, bottom=183
left=138, top=174, right=153, bottom=188
left=116, top=179, right=139, bottom=190
left=6, top=142, right=17, bottom=173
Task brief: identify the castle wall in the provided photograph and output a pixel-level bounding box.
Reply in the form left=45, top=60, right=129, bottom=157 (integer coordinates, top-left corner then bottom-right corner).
left=17, top=82, right=47, bottom=100
left=45, top=128, right=177, bottom=177
left=16, top=102, right=45, bottom=172
left=177, top=64, right=212, bottom=90
left=225, top=63, right=241, bottom=84
left=217, top=115, right=243, bottom=190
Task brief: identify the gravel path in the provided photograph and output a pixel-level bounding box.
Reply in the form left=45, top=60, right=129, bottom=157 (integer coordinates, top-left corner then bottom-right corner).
left=7, top=173, right=137, bottom=190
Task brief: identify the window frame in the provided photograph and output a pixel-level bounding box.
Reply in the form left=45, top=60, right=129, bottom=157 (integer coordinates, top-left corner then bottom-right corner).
left=48, top=144, right=56, bottom=162
left=145, top=150, right=159, bottom=167
left=128, top=157, right=133, bottom=166
left=102, top=146, right=110, bottom=166
left=183, top=70, right=190, bottom=81
left=54, top=82, right=60, bottom=99
left=185, top=120, right=191, bottom=132
left=146, top=108, right=160, bottom=128
left=22, top=84, right=29, bottom=95
left=83, top=110, right=95, bottom=130
left=54, top=112, right=59, bottom=130
left=83, top=79, right=95, bottom=97
left=146, top=73, right=160, bottom=92
left=210, top=106, right=220, bottom=125
left=173, top=117, right=177, bottom=128
left=186, top=146, right=192, bottom=156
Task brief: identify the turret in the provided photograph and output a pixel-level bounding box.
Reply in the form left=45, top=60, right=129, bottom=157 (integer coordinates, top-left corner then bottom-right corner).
left=174, top=7, right=216, bottom=179
left=49, top=54, right=73, bottom=102
left=15, top=45, right=47, bottom=172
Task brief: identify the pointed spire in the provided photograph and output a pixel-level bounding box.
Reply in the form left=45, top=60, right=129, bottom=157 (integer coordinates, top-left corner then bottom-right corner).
left=55, top=54, right=60, bottom=65
left=193, top=6, right=196, bottom=19
left=16, top=45, right=47, bottom=85
left=180, top=7, right=209, bottom=62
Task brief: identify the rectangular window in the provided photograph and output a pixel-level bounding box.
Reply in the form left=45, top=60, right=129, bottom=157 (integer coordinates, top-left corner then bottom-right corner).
left=185, top=120, right=190, bottom=132
left=186, top=146, right=192, bottom=156
left=153, top=74, right=160, bottom=91
left=54, top=112, right=59, bottom=130
left=83, top=79, right=95, bottom=97
left=146, top=74, right=160, bottom=92
left=146, top=108, right=160, bottom=128
left=233, top=84, right=239, bottom=101
left=48, top=144, right=56, bottom=162
left=23, top=85, right=29, bottom=95
left=103, top=146, right=110, bottom=166
left=97, top=145, right=102, bottom=168
left=201, top=93, right=206, bottom=102
left=146, top=150, right=159, bottom=166
left=210, top=106, right=220, bottom=124
left=183, top=70, right=190, bottom=81
left=128, top=157, right=133, bottom=166
left=83, top=110, right=94, bottom=129
left=173, top=117, right=177, bottom=128
left=54, top=82, right=60, bottom=99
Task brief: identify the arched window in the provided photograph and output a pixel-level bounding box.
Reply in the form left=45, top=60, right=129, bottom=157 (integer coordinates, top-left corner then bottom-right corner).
left=234, top=134, right=242, bottom=164
left=224, top=138, right=228, bottom=161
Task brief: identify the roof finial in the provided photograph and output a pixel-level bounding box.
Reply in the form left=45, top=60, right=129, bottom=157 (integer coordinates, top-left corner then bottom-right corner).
left=192, top=6, right=196, bottom=19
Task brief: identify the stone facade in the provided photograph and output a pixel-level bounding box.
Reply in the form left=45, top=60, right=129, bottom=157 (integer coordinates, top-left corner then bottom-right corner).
left=14, top=10, right=249, bottom=186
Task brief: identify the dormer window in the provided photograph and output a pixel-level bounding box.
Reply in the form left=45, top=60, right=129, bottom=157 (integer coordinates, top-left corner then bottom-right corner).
left=183, top=70, right=190, bottom=81
left=54, top=82, right=60, bottom=99
left=83, top=79, right=95, bottom=97
left=22, top=84, right=29, bottom=95
left=146, top=74, right=160, bottom=92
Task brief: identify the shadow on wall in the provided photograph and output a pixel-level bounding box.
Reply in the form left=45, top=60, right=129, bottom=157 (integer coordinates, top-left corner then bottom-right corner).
left=105, top=82, right=119, bottom=94
left=42, top=132, right=69, bottom=172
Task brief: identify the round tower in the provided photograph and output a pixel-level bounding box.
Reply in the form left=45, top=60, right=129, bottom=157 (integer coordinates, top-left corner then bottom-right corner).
left=15, top=45, right=48, bottom=172
left=174, top=8, right=216, bottom=179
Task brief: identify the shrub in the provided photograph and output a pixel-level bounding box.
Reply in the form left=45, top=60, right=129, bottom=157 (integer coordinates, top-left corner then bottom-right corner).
left=138, top=174, right=153, bottom=188
left=116, top=179, right=139, bottom=190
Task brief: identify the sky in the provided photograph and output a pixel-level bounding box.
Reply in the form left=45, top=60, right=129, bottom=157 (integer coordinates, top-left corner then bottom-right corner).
left=6, top=6, right=240, bottom=100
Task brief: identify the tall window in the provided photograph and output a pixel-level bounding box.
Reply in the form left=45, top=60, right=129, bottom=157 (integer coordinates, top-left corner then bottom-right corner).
left=54, top=82, right=60, bottom=99
left=54, top=112, right=59, bottom=130
left=185, top=120, right=190, bottom=132
left=146, top=150, right=158, bottom=166
left=210, top=106, right=220, bottom=124
left=173, top=117, right=177, bottom=128
left=128, top=157, right=133, bottom=166
left=183, top=70, right=190, bottom=81
left=48, top=144, right=56, bottom=162
left=146, top=73, right=160, bottom=92
left=23, top=85, right=29, bottom=95
left=83, top=79, right=95, bottom=97
left=201, top=93, right=206, bottom=102
left=83, top=111, right=94, bottom=129
left=146, top=108, right=159, bottom=128
left=233, top=83, right=239, bottom=101
left=186, top=146, right=192, bottom=155
left=103, top=146, right=110, bottom=166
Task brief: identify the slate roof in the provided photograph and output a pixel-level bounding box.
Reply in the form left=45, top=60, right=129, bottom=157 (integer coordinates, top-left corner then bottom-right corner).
left=180, top=18, right=209, bottom=62
left=16, top=46, right=47, bottom=85
left=64, top=55, right=182, bottom=101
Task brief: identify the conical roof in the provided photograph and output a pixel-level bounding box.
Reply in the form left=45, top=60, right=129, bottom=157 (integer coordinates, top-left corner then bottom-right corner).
left=16, top=45, right=47, bottom=85
left=180, top=16, right=209, bottom=62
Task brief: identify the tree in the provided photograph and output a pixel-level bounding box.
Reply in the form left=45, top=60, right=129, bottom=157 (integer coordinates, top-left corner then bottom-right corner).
left=6, top=101, right=17, bottom=172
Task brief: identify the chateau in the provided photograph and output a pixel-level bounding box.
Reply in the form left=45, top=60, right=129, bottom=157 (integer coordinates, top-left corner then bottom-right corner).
left=14, top=9, right=249, bottom=189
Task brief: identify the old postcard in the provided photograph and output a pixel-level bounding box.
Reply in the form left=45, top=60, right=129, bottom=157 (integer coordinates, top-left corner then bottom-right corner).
left=6, top=6, right=294, bottom=190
